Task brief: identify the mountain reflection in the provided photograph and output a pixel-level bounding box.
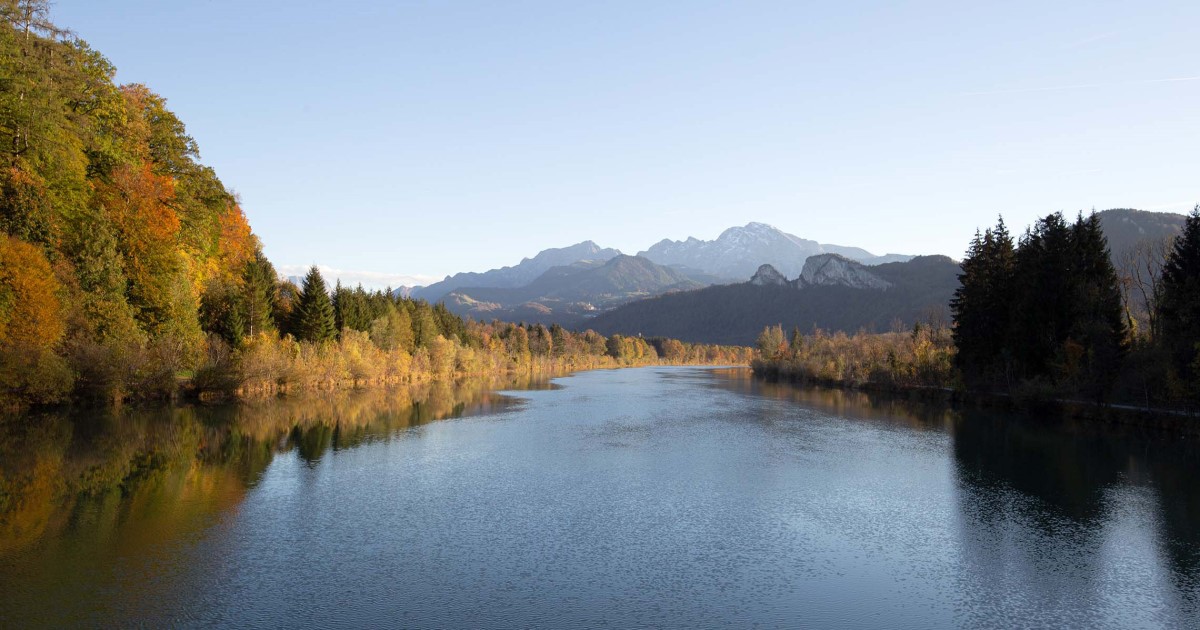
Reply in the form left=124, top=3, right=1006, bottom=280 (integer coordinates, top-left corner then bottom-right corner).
left=0, top=374, right=545, bottom=556
left=713, top=368, right=1200, bottom=614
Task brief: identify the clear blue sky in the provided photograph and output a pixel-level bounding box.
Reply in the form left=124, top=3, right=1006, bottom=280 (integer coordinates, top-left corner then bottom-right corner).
left=55, top=0, right=1200, bottom=287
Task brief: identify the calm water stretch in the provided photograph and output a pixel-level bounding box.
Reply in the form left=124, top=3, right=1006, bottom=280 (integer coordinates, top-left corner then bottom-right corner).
left=2, top=367, right=1198, bottom=628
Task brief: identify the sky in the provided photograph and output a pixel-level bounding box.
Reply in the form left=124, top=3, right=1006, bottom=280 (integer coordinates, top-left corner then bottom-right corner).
left=54, top=0, right=1200, bottom=288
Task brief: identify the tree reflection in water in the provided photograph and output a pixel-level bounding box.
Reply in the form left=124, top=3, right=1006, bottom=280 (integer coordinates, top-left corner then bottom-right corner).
left=717, top=367, right=1200, bottom=618
left=0, top=373, right=548, bottom=556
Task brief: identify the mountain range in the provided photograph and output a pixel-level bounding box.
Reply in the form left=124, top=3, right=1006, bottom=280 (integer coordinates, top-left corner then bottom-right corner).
left=587, top=254, right=962, bottom=345
left=399, top=209, right=1187, bottom=335
left=637, top=221, right=911, bottom=279
left=441, top=255, right=719, bottom=326
left=411, top=222, right=911, bottom=324
left=414, top=241, right=622, bottom=302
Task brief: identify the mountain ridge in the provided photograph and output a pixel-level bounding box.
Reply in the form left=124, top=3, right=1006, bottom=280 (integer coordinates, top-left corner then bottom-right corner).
left=441, top=254, right=707, bottom=326
left=638, top=222, right=911, bottom=280
left=587, top=255, right=961, bottom=345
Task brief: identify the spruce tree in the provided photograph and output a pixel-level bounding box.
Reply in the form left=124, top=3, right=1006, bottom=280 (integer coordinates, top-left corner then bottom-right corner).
left=242, top=249, right=276, bottom=337
left=1012, top=213, right=1074, bottom=382
left=1157, top=206, right=1200, bottom=398
left=951, top=218, right=1015, bottom=388
left=292, top=265, right=336, bottom=343
left=1068, top=213, right=1127, bottom=398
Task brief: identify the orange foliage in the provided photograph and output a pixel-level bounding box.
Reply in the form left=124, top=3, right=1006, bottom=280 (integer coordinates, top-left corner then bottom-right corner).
left=216, top=204, right=254, bottom=280
left=93, top=163, right=181, bottom=329
left=0, top=235, right=65, bottom=351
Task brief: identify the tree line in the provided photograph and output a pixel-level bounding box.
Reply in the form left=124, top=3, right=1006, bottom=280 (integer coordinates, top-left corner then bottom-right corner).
left=953, top=209, right=1199, bottom=406
left=192, top=264, right=752, bottom=397
left=755, top=208, right=1200, bottom=409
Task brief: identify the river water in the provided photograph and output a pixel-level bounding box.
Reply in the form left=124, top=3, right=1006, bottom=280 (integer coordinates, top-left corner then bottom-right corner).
left=1, top=367, right=1197, bottom=628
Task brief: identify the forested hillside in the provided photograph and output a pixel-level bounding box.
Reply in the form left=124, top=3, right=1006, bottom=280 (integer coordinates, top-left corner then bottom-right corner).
left=589, top=255, right=961, bottom=345
left=0, top=3, right=749, bottom=407
left=443, top=254, right=711, bottom=326
left=0, top=1, right=266, bottom=403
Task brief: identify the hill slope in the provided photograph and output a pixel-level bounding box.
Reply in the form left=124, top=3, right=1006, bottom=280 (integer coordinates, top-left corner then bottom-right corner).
left=415, top=241, right=622, bottom=302
left=588, top=255, right=961, bottom=345
left=444, top=255, right=707, bottom=325
left=638, top=222, right=911, bottom=279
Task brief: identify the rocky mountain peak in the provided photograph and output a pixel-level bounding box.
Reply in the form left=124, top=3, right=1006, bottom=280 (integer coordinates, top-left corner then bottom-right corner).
left=639, top=222, right=910, bottom=280
left=750, top=264, right=789, bottom=286
left=797, top=254, right=891, bottom=290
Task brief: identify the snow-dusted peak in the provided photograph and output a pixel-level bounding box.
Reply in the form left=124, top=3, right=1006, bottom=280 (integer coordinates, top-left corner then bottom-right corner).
left=634, top=222, right=912, bottom=281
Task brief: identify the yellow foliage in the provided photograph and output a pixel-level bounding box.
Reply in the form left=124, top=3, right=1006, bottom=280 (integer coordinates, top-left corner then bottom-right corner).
left=0, top=235, right=64, bottom=351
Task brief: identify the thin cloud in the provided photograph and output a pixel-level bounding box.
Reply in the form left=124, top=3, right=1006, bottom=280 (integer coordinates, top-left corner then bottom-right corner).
left=1060, top=33, right=1115, bottom=50
left=960, top=76, right=1200, bottom=97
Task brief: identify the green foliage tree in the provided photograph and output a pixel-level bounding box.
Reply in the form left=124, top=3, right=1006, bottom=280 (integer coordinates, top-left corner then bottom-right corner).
left=199, top=279, right=246, bottom=346
left=1066, top=213, right=1127, bottom=397
left=242, top=249, right=276, bottom=337
left=411, top=301, right=440, bottom=348
left=291, top=266, right=336, bottom=343
left=953, top=212, right=1127, bottom=399
left=1156, top=206, right=1200, bottom=400
left=951, top=218, right=1016, bottom=389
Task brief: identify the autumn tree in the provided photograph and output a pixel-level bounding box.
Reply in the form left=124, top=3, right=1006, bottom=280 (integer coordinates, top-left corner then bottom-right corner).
left=755, top=324, right=786, bottom=360
left=0, top=235, right=71, bottom=403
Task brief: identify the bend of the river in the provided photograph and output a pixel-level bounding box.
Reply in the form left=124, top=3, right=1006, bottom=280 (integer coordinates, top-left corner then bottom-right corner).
left=1, top=367, right=1197, bottom=628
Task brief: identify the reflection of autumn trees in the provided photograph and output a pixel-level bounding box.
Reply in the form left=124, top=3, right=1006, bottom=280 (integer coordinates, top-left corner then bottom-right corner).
left=0, top=374, right=552, bottom=554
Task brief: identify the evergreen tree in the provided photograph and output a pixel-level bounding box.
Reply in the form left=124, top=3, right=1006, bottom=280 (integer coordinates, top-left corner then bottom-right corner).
left=1012, top=213, right=1075, bottom=382
left=789, top=326, right=804, bottom=355
left=198, top=279, right=246, bottom=346
left=292, top=266, right=336, bottom=343
left=411, top=301, right=440, bottom=348
left=242, top=249, right=276, bottom=337
left=1067, top=213, right=1127, bottom=398
left=1157, top=206, right=1200, bottom=399
left=951, top=218, right=1016, bottom=388
left=550, top=323, right=568, bottom=357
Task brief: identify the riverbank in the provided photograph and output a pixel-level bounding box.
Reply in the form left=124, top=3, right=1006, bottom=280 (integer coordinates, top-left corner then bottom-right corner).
left=750, top=365, right=1200, bottom=435
left=189, top=330, right=751, bottom=402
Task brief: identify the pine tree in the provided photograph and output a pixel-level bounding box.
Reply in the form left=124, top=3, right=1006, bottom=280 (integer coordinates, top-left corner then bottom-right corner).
left=1157, top=206, right=1200, bottom=398
left=292, top=265, right=336, bottom=343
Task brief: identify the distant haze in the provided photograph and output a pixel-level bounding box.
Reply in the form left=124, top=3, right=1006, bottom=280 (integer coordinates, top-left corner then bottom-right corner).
left=53, top=1, right=1200, bottom=282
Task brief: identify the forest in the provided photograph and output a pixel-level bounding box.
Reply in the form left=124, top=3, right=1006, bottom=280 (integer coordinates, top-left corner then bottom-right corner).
left=754, top=209, right=1200, bottom=411
left=0, top=2, right=749, bottom=409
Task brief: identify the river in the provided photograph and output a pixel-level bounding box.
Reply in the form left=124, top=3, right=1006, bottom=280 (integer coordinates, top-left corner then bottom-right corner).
left=1, top=367, right=1197, bottom=628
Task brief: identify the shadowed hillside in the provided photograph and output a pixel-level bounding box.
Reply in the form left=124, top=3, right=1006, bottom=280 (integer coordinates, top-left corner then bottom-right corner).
left=589, top=255, right=961, bottom=345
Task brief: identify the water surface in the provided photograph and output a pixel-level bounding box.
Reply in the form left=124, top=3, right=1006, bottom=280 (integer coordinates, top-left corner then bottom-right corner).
left=2, top=367, right=1197, bottom=628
